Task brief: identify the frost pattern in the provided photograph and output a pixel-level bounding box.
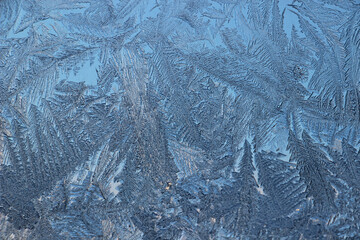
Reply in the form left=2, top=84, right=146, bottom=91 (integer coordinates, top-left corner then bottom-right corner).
left=0, top=0, right=360, bottom=239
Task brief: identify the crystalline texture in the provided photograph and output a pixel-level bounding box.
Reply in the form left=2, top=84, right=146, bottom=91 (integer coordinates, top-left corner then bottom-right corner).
left=0, top=0, right=360, bottom=239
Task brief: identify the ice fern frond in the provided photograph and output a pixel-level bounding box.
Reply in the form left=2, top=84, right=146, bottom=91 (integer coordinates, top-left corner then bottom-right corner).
left=256, top=151, right=305, bottom=219
left=287, top=130, right=337, bottom=212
